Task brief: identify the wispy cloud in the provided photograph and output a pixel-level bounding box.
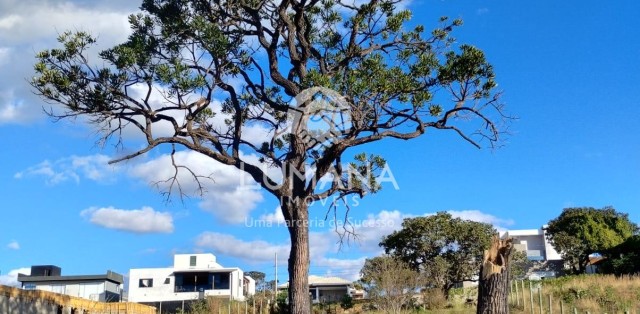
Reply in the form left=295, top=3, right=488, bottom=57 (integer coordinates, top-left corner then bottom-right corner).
left=477, top=8, right=490, bottom=15
left=15, top=154, right=118, bottom=185
left=81, top=206, right=174, bottom=234
left=6, top=240, right=19, bottom=250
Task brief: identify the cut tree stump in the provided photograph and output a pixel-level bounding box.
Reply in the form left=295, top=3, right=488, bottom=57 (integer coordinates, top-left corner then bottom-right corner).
left=477, top=235, right=513, bottom=314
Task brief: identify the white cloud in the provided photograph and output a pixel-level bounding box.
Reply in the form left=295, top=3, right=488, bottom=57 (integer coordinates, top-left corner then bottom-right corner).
left=448, top=210, right=514, bottom=231
left=6, top=240, right=20, bottom=250
left=0, top=1, right=134, bottom=124
left=0, top=267, right=30, bottom=287
left=259, top=206, right=285, bottom=224
left=15, top=154, right=118, bottom=185
left=195, top=232, right=290, bottom=263
left=130, top=150, right=266, bottom=224
left=80, top=206, right=174, bottom=234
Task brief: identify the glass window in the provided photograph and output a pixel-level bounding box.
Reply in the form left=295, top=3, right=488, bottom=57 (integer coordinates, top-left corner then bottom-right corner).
left=164, top=277, right=170, bottom=284
left=139, top=278, right=153, bottom=288
left=190, top=255, right=197, bottom=267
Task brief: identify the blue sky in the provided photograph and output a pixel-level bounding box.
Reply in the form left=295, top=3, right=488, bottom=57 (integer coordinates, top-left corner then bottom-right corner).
left=1, top=0, right=639, bottom=287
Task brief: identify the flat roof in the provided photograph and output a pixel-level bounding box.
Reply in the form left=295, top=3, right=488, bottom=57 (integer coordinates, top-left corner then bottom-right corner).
left=171, top=267, right=239, bottom=274
left=18, top=272, right=123, bottom=284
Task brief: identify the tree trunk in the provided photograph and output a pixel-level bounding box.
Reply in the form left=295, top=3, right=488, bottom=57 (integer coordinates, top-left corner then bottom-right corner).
left=286, top=202, right=310, bottom=314
left=477, top=236, right=513, bottom=314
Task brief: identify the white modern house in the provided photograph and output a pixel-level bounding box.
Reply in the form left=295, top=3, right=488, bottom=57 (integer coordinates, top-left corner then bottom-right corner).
left=503, top=226, right=563, bottom=279
left=128, top=253, right=255, bottom=309
left=17, top=265, right=123, bottom=302
left=503, top=226, right=562, bottom=262
left=278, top=275, right=358, bottom=303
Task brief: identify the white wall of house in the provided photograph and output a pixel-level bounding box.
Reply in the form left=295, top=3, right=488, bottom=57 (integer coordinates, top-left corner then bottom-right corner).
left=174, top=254, right=222, bottom=269
left=505, top=227, right=562, bottom=261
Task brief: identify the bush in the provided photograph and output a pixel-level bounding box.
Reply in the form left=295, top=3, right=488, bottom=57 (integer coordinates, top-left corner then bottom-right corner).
left=340, top=294, right=354, bottom=310
left=422, top=288, right=448, bottom=310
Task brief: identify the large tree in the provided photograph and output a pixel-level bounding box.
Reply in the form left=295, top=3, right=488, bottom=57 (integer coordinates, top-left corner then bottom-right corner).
left=380, top=212, right=495, bottom=294
left=31, top=0, right=507, bottom=312
left=545, top=206, right=638, bottom=274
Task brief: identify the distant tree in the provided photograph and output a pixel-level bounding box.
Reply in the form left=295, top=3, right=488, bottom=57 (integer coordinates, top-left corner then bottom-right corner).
left=380, top=212, right=495, bottom=294
left=360, top=255, right=423, bottom=314
left=246, top=271, right=269, bottom=291
left=599, top=235, right=640, bottom=275
left=509, top=250, right=533, bottom=280
left=31, top=0, right=509, bottom=312
left=545, top=206, right=638, bottom=274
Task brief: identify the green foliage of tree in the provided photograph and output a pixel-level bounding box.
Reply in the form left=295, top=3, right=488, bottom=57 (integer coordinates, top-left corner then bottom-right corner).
left=31, top=1, right=508, bottom=312
left=380, top=212, right=495, bottom=294
left=599, top=235, right=640, bottom=275
left=545, top=206, right=638, bottom=274
left=360, top=255, right=423, bottom=314
left=246, top=270, right=272, bottom=292
left=509, top=250, right=533, bottom=280
left=339, top=294, right=354, bottom=310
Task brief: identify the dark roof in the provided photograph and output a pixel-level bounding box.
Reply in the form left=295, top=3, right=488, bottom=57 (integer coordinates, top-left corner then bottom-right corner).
left=18, top=271, right=124, bottom=284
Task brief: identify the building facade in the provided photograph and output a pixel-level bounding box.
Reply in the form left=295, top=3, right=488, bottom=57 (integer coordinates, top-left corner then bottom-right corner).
left=17, top=265, right=123, bottom=302
left=278, top=275, right=358, bottom=303
left=128, top=253, right=255, bottom=308
left=503, top=226, right=562, bottom=262
left=503, top=226, right=563, bottom=279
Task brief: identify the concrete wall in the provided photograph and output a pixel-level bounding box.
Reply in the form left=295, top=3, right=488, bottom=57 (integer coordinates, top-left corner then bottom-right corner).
left=174, top=254, right=221, bottom=269
left=0, top=285, right=155, bottom=314
left=1, top=293, right=60, bottom=314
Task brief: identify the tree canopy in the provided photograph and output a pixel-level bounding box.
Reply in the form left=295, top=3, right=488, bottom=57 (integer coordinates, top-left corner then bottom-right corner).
left=599, top=235, right=640, bottom=275
left=380, top=212, right=496, bottom=293
left=31, top=0, right=508, bottom=312
left=545, top=206, right=638, bottom=274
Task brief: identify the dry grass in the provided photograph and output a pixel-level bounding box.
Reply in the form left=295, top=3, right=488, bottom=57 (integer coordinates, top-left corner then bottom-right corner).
left=509, top=274, right=640, bottom=314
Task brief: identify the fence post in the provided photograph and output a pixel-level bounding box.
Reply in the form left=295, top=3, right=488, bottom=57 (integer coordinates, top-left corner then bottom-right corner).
left=572, top=307, right=577, bottom=314
left=522, top=280, right=527, bottom=310
left=529, top=281, right=534, bottom=314
left=548, top=294, right=552, bottom=314
left=538, top=286, right=543, bottom=314
left=515, top=280, right=520, bottom=307
left=560, top=300, right=564, bottom=314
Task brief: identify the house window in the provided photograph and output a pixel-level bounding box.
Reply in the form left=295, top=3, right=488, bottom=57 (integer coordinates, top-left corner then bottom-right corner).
left=190, top=255, right=197, bottom=267
left=164, top=277, right=171, bottom=284
left=139, top=279, right=153, bottom=288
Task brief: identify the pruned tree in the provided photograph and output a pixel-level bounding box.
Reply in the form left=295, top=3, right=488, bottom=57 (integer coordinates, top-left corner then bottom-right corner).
left=31, top=0, right=508, bottom=312
left=545, top=206, right=638, bottom=274
left=380, top=212, right=495, bottom=295
left=360, top=255, right=423, bottom=314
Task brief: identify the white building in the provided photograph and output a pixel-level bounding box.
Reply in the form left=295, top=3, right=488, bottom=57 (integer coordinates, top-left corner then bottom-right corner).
left=278, top=275, right=357, bottom=303
left=503, top=226, right=562, bottom=262
left=503, top=226, right=563, bottom=279
left=128, top=253, right=255, bottom=308
left=17, top=265, right=123, bottom=302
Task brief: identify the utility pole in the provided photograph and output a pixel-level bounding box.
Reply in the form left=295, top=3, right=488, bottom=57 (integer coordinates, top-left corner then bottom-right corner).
left=274, top=252, right=278, bottom=302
